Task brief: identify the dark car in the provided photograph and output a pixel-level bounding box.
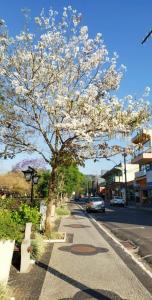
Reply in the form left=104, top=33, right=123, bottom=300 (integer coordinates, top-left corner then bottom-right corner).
left=75, top=196, right=89, bottom=203
left=74, top=196, right=80, bottom=202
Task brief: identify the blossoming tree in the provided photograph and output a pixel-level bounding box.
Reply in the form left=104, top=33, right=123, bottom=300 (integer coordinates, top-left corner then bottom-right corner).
left=0, top=7, right=150, bottom=230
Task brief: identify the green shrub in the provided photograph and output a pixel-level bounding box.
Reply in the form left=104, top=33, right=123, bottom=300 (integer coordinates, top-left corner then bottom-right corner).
left=0, top=197, right=21, bottom=210
left=0, top=210, right=22, bottom=241
left=56, top=205, right=70, bottom=216
left=31, top=233, right=45, bottom=260
left=11, top=204, right=41, bottom=228
left=0, top=283, right=11, bottom=300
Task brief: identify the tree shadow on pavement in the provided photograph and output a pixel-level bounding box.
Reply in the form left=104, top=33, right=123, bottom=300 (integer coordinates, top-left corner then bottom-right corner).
left=59, top=288, right=125, bottom=299
left=71, top=209, right=85, bottom=217
left=36, top=262, right=124, bottom=300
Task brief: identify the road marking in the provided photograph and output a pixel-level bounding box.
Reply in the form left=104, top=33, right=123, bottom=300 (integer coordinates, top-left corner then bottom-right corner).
left=78, top=204, right=152, bottom=279
left=113, top=226, right=145, bottom=231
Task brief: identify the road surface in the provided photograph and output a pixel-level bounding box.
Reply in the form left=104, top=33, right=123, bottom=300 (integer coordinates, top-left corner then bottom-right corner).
left=89, top=206, right=152, bottom=266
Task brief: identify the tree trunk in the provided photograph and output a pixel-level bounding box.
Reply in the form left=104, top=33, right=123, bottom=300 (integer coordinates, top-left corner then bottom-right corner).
left=45, top=201, right=54, bottom=233
left=45, top=163, right=58, bottom=233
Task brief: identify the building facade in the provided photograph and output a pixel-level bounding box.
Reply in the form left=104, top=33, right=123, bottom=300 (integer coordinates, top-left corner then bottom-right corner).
left=131, top=129, right=152, bottom=204
left=102, top=163, right=139, bottom=202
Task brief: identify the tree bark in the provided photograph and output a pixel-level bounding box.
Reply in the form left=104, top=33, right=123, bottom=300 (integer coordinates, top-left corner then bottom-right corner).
left=45, top=162, right=58, bottom=233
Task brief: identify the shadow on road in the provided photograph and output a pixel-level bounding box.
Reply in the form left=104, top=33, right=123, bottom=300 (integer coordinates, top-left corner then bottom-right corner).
left=73, top=202, right=152, bottom=227
left=95, top=206, right=152, bottom=227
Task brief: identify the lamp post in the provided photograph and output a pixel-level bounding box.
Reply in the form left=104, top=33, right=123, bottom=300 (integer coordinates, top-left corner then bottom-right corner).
left=86, top=180, right=89, bottom=196
left=106, top=158, right=119, bottom=200
left=22, top=166, right=39, bottom=206
left=122, top=151, right=128, bottom=206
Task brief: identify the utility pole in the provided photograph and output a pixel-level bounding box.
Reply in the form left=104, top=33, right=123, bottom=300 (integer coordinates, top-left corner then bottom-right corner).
left=86, top=180, right=89, bottom=196
left=123, top=152, right=128, bottom=206
left=96, top=177, right=99, bottom=195
left=31, top=171, right=35, bottom=204
left=91, top=179, right=94, bottom=196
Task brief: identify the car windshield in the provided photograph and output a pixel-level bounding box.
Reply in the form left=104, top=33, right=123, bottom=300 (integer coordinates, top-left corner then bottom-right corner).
left=90, top=197, right=102, bottom=202
left=114, top=197, right=123, bottom=200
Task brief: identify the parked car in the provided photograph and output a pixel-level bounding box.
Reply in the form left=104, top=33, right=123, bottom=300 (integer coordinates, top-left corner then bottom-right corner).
left=86, top=196, right=105, bottom=212
left=81, top=196, right=90, bottom=203
left=74, top=196, right=80, bottom=202
left=110, top=196, right=125, bottom=207
left=75, top=196, right=89, bottom=203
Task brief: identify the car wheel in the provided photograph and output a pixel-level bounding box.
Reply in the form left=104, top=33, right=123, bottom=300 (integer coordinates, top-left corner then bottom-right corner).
left=102, top=209, right=105, bottom=213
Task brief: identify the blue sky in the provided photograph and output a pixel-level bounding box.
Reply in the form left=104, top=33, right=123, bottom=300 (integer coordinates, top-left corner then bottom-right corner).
left=1, top=0, right=152, bottom=174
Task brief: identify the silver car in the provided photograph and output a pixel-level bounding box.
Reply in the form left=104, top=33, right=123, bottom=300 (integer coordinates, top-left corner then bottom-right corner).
left=86, top=197, right=105, bottom=212
left=110, top=196, right=125, bottom=207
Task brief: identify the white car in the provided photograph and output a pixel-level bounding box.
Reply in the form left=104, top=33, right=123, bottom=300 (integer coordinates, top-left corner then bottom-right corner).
left=110, top=196, right=125, bottom=207
left=86, top=197, right=105, bottom=212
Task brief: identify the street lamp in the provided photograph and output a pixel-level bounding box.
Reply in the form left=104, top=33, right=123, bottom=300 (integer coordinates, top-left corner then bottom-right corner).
left=86, top=180, right=89, bottom=196
left=22, top=166, right=39, bottom=205
left=105, top=158, right=121, bottom=200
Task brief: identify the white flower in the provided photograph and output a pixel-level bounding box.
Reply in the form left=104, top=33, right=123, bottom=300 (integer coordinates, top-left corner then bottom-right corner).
left=44, top=18, right=49, bottom=26
left=0, top=6, right=150, bottom=165
left=96, top=33, right=102, bottom=42
left=120, top=64, right=127, bottom=71
left=125, top=95, right=133, bottom=101
left=63, top=11, right=67, bottom=17
left=16, top=32, right=33, bottom=41
left=15, top=86, right=27, bottom=95
left=80, top=26, right=88, bottom=35
left=35, top=17, right=41, bottom=25
left=143, top=86, right=151, bottom=97
left=75, top=90, right=80, bottom=96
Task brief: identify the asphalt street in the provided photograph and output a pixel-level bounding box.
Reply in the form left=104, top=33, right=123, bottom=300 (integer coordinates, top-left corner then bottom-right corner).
left=87, top=205, right=152, bottom=266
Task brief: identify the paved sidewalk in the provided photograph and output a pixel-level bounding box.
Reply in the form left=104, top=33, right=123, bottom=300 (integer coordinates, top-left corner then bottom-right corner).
left=39, top=205, right=152, bottom=300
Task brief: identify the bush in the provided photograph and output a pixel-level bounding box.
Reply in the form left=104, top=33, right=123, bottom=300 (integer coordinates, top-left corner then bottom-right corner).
left=31, top=233, right=45, bottom=260
left=0, top=197, right=23, bottom=210
left=56, top=205, right=70, bottom=216
left=11, top=204, right=41, bottom=229
left=0, top=210, right=22, bottom=241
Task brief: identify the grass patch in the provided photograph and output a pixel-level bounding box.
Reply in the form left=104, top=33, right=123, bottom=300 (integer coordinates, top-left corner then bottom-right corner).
left=46, top=231, right=65, bottom=240
left=0, top=283, right=11, bottom=300
left=31, top=233, right=46, bottom=260
left=56, top=205, right=70, bottom=217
